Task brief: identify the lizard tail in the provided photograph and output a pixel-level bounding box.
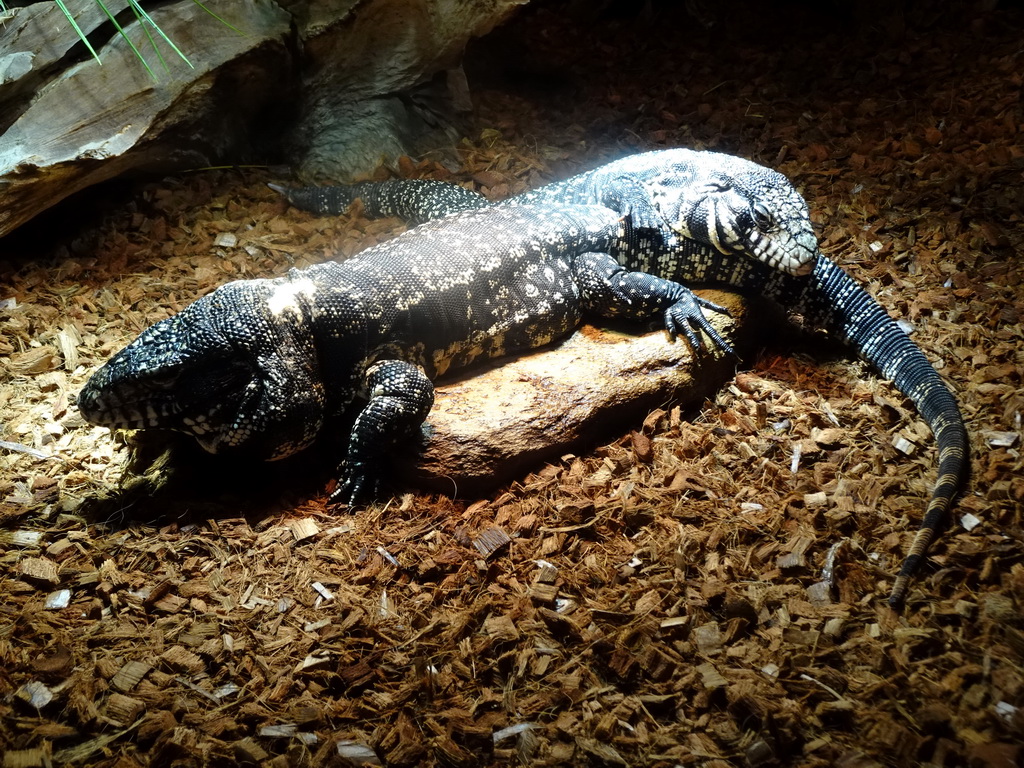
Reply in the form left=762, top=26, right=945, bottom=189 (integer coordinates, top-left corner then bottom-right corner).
left=269, top=179, right=488, bottom=224
left=808, top=257, right=970, bottom=606
left=889, top=408, right=968, bottom=605
left=268, top=182, right=362, bottom=216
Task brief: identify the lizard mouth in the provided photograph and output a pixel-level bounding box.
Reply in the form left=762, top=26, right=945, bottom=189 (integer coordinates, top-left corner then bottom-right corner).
left=746, top=230, right=817, bottom=276
left=76, top=357, right=255, bottom=441
left=76, top=388, right=237, bottom=438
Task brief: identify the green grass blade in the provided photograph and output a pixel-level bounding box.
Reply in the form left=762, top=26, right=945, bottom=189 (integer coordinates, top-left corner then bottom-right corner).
left=129, top=0, right=195, bottom=69
left=126, top=0, right=170, bottom=74
left=47, top=0, right=239, bottom=78
left=189, top=0, right=245, bottom=36
left=94, top=0, right=156, bottom=80
left=55, top=0, right=103, bottom=65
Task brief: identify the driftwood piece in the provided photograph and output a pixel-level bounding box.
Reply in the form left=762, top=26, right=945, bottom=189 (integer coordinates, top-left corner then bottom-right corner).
left=0, top=0, right=527, bottom=238
left=0, top=0, right=130, bottom=128
left=0, top=0, right=292, bottom=238
left=401, top=290, right=749, bottom=495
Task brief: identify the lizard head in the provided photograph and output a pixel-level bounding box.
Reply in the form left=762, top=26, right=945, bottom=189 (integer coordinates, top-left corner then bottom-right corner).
left=77, top=279, right=326, bottom=461
left=647, top=152, right=819, bottom=276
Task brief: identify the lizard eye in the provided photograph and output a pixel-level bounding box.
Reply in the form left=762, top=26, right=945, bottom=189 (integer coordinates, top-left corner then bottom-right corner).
left=751, top=202, right=774, bottom=232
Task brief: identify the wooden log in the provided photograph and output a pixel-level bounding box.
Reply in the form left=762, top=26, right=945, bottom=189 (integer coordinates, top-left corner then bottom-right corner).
left=1, top=0, right=296, bottom=239
left=0, top=0, right=293, bottom=238
left=0, top=0, right=526, bottom=237
left=0, top=0, right=130, bottom=127
left=399, top=289, right=749, bottom=495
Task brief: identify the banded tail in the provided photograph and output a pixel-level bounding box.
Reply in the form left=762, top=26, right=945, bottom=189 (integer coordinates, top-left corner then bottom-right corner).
left=802, top=257, right=969, bottom=605
left=268, top=179, right=486, bottom=225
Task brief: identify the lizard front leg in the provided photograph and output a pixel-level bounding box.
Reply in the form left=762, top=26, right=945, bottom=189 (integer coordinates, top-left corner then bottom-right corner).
left=573, top=251, right=734, bottom=355
left=332, top=360, right=435, bottom=505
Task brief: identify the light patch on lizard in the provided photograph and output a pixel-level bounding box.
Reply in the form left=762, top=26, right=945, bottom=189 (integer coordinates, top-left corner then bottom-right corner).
left=268, top=277, right=318, bottom=318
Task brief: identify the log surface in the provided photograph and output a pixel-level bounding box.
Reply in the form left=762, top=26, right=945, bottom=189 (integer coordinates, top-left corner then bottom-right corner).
left=402, top=290, right=748, bottom=495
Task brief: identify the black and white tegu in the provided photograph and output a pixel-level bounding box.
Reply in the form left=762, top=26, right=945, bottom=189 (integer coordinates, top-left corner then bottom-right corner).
left=272, top=147, right=969, bottom=606
left=78, top=204, right=732, bottom=505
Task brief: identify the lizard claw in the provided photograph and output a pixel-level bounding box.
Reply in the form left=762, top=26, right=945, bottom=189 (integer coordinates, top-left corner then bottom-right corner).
left=664, top=294, right=736, bottom=356
left=329, top=461, right=380, bottom=506
left=694, top=295, right=732, bottom=318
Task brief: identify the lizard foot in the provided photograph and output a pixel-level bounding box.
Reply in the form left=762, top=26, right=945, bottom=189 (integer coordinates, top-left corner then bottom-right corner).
left=664, top=294, right=735, bottom=356
left=328, top=461, right=380, bottom=507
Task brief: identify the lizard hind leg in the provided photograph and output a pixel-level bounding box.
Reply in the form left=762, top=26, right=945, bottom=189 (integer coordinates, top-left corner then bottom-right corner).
left=332, top=360, right=435, bottom=505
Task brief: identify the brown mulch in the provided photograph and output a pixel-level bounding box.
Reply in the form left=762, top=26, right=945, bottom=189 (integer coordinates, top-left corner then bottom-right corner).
left=1, top=3, right=1023, bottom=766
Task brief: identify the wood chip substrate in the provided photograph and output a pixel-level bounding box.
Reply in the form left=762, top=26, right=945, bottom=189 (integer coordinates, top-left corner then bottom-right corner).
left=1, top=4, right=1022, bottom=766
